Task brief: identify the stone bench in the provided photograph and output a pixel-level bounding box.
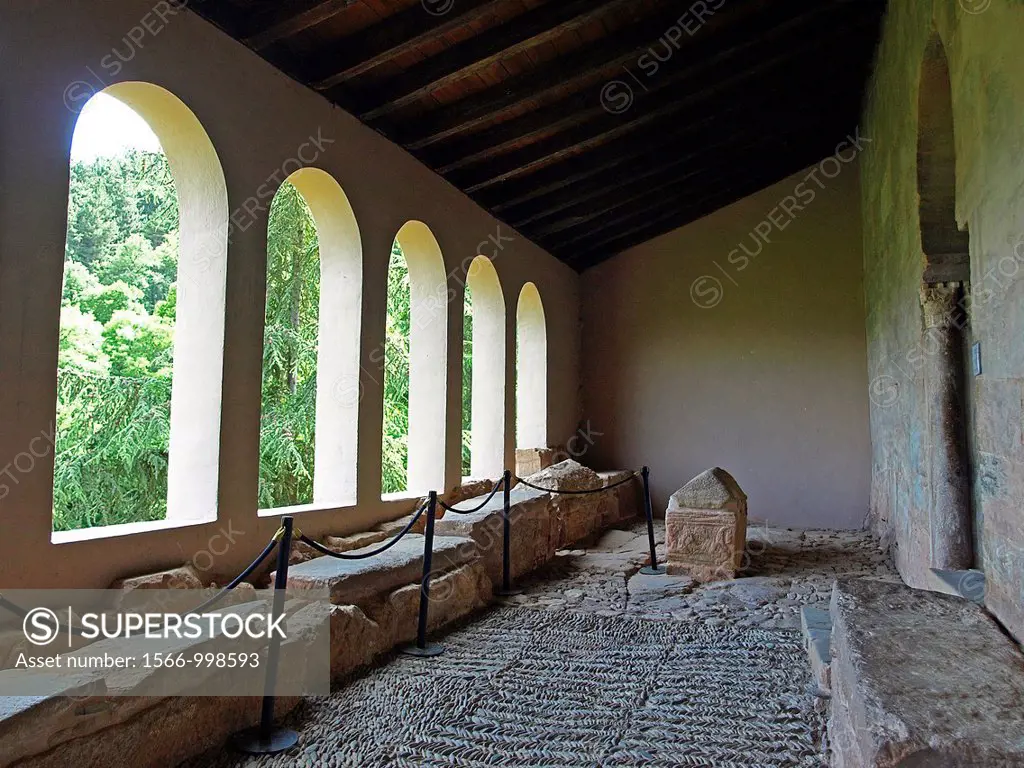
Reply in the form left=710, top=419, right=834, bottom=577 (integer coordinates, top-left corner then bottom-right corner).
left=829, top=578, right=1024, bottom=767
left=283, top=534, right=478, bottom=606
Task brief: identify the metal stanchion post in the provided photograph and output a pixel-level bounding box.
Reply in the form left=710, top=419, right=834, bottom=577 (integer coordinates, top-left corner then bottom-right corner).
left=232, top=517, right=300, bottom=754
left=495, top=470, right=522, bottom=597
left=639, top=466, right=667, bottom=576
left=401, top=491, right=444, bottom=657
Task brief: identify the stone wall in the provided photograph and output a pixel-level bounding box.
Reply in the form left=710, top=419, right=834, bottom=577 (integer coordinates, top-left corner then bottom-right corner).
left=860, top=0, right=1024, bottom=640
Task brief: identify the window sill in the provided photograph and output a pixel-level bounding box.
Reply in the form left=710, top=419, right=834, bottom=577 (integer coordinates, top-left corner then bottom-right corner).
left=258, top=500, right=357, bottom=518
left=51, top=514, right=215, bottom=545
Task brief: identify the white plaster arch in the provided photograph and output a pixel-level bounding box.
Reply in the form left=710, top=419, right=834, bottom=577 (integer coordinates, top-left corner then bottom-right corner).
left=392, top=220, right=448, bottom=494
left=278, top=167, right=363, bottom=506
left=73, top=82, right=229, bottom=523
left=516, top=281, right=547, bottom=450
left=465, top=255, right=505, bottom=478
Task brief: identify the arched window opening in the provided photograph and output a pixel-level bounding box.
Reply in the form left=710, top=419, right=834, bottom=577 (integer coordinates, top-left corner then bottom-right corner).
left=464, top=256, right=505, bottom=479
left=515, top=282, right=547, bottom=451
left=915, top=34, right=976, bottom=570
left=918, top=35, right=970, bottom=283
left=258, top=168, right=362, bottom=511
left=382, top=222, right=447, bottom=496
left=53, top=84, right=227, bottom=532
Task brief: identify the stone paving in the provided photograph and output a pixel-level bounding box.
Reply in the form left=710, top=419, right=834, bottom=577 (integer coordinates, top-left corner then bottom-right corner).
left=184, top=521, right=896, bottom=768
left=511, top=521, right=896, bottom=630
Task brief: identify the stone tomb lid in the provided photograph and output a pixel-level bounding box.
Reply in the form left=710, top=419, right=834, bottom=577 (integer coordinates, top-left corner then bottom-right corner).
left=669, top=467, right=746, bottom=511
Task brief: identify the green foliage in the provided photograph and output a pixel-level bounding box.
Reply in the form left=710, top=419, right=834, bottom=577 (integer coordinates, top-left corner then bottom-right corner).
left=79, top=281, right=145, bottom=325
left=258, top=182, right=320, bottom=509
left=55, top=141, right=466, bottom=527
left=382, top=243, right=411, bottom=494
left=53, top=370, right=170, bottom=531
left=102, top=310, right=174, bottom=378
left=58, top=306, right=109, bottom=377
left=462, top=285, right=473, bottom=477
left=54, top=149, right=178, bottom=531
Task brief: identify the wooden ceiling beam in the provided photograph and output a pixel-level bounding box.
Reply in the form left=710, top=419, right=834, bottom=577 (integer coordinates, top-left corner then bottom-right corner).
left=449, top=37, right=873, bottom=195
left=505, top=117, right=841, bottom=230
left=557, top=140, right=840, bottom=259
left=242, top=0, right=357, bottom=50
left=356, top=0, right=636, bottom=121
left=424, top=0, right=873, bottom=175
left=536, top=152, right=786, bottom=250
left=391, top=0, right=767, bottom=148
left=307, top=0, right=508, bottom=89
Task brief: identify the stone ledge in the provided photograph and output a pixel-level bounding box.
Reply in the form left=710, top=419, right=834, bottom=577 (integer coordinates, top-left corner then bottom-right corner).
left=283, top=534, right=477, bottom=607
left=829, top=578, right=1024, bottom=767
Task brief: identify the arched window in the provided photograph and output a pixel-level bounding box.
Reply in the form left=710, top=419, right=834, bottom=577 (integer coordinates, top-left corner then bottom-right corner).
left=382, top=222, right=447, bottom=496
left=515, top=282, right=547, bottom=450
left=53, top=83, right=227, bottom=532
left=258, top=168, right=362, bottom=511
left=918, top=35, right=969, bottom=283
left=463, top=256, right=505, bottom=478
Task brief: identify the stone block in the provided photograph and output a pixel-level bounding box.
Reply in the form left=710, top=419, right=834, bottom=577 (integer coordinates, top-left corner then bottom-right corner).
left=434, top=484, right=551, bottom=585
left=515, top=447, right=555, bottom=477
left=380, top=562, right=491, bottom=648
left=829, top=578, right=1024, bottom=767
left=282, top=534, right=477, bottom=607
left=598, top=471, right=640, bottom=526
left=524, top=459, right=612, bottom=549
left=328, top=604, right=381, bottom=679
left=323, top=531, right=389, bottom=553
left=800, top=606, right=832, bottom=692
left=110, top=564, right=203, bottom=591
left=665, top=468, right=747, bottom=581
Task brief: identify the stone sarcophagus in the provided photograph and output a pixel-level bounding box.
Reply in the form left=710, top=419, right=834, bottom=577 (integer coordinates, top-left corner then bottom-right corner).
left=666, top=468, right=747, bottom=582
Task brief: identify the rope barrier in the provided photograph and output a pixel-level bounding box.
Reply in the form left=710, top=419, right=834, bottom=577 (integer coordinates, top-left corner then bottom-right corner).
left=520, top=473, right=638, bottom=495
left=185, top=533, right=281, bottom=615
left=437, top=476, right=505, bottom=514
left=295, top=498, right=430, bottom=560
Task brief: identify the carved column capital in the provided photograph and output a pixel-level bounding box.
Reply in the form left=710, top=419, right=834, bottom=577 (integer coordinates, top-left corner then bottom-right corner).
left=919, top=282, right=962, bottom=329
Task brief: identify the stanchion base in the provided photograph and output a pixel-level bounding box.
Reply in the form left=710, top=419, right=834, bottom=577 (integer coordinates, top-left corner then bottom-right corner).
left=400, top=642, right=445, bottom=658
left=495, top=587, right=524, bottom=597
left=640, top=565, right=667, bottom=576
left=230, top=726, right=299, bottom=755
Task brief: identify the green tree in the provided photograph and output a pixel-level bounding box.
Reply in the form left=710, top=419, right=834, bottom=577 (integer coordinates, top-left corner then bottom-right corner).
left=102, top=309, right=174, bottom=378
left=79, top=281, right=146, bottom=325
left=462, top=284, right=473, bottom=477
left=382, top=242, right=411, bottom=494
left=258, top=182, right=320, bottom=509
left=55, top=145, right=180, bottom=531
left=58, top=306, right=109, bottom=376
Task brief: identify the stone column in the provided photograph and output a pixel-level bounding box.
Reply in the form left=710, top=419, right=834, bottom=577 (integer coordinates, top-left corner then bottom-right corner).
left=919, top=282, right=972, bottom=569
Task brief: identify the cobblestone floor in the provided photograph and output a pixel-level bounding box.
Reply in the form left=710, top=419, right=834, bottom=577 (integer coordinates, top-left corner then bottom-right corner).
left=186, top=522, right=896, bottom=768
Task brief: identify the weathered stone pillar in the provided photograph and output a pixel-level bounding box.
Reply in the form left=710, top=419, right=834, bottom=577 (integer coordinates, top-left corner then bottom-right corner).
left=919, top=282, right=972, bottom=569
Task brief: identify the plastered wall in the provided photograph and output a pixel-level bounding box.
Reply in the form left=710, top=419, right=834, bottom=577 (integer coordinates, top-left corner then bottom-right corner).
left=860, top=0, right=1024, bottom=641
left=0, top=0, right=581, bottom=589
left=581, top=163, right=871, bottom=530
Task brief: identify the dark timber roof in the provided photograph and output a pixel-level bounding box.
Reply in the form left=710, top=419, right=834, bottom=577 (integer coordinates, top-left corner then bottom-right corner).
left=191, top=0, right=886, bottom=271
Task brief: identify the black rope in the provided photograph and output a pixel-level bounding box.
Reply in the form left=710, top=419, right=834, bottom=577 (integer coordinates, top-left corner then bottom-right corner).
left=438, top=476, right=505, bottom=514
left=516, top=470, right=639, bottom=495
left=186, top=535, right=280, bottom=615
left=0, top=530, right=283, bottom=632
left=297, top=498, right=430, bottom=560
